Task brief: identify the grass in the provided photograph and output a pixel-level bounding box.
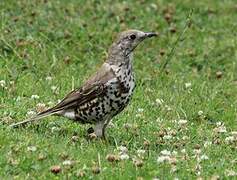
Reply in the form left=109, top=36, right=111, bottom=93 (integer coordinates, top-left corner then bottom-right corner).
left=1, top=0, right=237, bottom=179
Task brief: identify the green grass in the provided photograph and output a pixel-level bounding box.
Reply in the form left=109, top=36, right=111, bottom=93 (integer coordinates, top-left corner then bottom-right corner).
left=1, top=0, right=237, bottom=179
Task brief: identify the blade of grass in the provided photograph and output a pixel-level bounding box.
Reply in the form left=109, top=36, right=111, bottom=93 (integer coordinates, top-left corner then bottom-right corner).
left=160, top=9, right=194, bottom=73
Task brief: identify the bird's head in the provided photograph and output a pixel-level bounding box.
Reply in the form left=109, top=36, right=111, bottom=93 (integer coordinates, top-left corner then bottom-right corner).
left=109, top=29, right=157, bottom=58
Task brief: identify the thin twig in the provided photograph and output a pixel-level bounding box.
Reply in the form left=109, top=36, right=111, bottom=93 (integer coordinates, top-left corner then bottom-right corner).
left=160, top=9, right=194, bottom=73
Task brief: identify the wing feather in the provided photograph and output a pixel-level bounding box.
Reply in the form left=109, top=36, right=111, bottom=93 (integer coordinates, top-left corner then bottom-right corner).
left=49, top=63, right=116, bottom=112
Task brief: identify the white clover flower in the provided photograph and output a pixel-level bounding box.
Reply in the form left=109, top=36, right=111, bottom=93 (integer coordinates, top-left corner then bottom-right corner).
left=156, top=118, right=163, bottom=122
left=163, top=135, right=172, bottom=140
left=195, top=164, right=202, bottom=174
left=123, top=123, right=132, bottom=129
left=193, top=149, right=201, bottom=155
left=172, top=151, right=178, bottom=156
left=46, top=76, right=53, bottom=81
left=107, top=122, right=115, bottom=128
left=204, top=141, right=212, bottom=148
left=155, top=98, right=164, bottom=106
left=31, top=95, right=40, bottom=99
left=216, top=121, right=222, bottom=126
left=160, top=150, right=171, bottom=156
left=51, top=85, right=59, bottom=94
left=231, top=131, right=237, bottom=137
left=36, top=103, right=46, bottom=108
left=0, top=80, right=6, bottom=87
left=213, top=126, right=227, bottom=133
left=157, top=149, right=176, bottom=164
left=225, top=136, right=236, bottom=144
left=137, top=108, right=144, bottom=113
left=27, top=146, right=37, bottom=152
left=165, top=105, right=172, bottom=111
left=172, top=119, right=177, bottom=123
left=63, top=160, right=73, bottom=166
left=196, top=164, right=201, bottom=170
left=137, top=149, right=146, bottom=157
left=120, top=154, right=129, bottom=160
left=198, top=111, right=203, bottom=116
left=225, top=169, right=237, bottom=177
left=118, top=146, right=128, bottom=154
left=157, top=155, right=171, bottom=163
left=36, top=103, right=47, bottom=113
left=171, top=166, right=178, bottom=173
left=200, top=154, right=209, bottom=161
left=27, top=110, right=36, bottom=117
left=51, top=126, right=61, bottom=133
left=178, top=119, right=188, bottom=125
left=135, top=114, right=142, bottom=118
left=51, top=85, right=57, bottom=91
left=185, top=82, right=192, bottom=88
left=150, top=3, right=157, bottom=10
left=182, top=136, right=189, bottom=140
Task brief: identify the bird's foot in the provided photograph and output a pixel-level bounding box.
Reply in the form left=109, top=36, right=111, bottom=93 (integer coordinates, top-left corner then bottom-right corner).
left=86, top=127, right=107, bottom=143
left=88, top=132, right=97, bottom=140
left=86, top=127, right=96, bottom=140
left=87, top=127, right=94, bottom=134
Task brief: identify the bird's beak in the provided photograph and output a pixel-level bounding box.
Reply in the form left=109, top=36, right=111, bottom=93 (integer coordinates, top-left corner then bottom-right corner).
left=144, top=32, right=158, bottom=38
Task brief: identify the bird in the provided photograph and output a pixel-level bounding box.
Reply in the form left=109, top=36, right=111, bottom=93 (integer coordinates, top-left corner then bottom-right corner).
left=10, top=29, right=157, bottom=138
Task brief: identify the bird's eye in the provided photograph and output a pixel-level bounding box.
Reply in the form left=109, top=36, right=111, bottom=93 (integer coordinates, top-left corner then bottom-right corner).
left=129, top=34, right=136, bottom=40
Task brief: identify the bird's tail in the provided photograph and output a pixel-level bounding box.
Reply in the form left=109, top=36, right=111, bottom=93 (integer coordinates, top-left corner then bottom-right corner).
left=9, top=108, right=60, bottom=128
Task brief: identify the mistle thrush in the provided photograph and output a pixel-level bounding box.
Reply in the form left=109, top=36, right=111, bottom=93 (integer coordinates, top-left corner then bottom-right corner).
left=10, top=30, right=157, bottom=138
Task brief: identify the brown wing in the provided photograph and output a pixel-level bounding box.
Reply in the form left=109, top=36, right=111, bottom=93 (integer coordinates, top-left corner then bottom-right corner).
left=49, top=63, right=116, bottom=112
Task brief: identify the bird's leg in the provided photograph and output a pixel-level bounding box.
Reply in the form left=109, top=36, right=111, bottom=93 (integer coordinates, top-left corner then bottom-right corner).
left=94, top=121, right=105, bottom=138
left=88, top=118, right=110, bottom=140
left=102, top=126, right=106, bottom=139
left=101, top=119, right=111, bottom=139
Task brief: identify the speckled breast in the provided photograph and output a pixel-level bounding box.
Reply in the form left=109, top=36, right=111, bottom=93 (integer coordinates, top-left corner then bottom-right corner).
left=75, top=77, right=135, bottom=124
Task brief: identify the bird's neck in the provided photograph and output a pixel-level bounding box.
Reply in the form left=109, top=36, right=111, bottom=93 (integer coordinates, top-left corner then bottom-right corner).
left=106, top=43, right=133, bottom=67
left=106, top=52, right=134, bottom=84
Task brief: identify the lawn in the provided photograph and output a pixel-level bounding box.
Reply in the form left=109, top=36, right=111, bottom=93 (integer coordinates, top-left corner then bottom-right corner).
left=0, top=0, right=237, bottom=179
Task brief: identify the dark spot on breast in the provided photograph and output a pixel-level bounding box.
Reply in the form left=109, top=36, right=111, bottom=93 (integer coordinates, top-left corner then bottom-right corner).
left=109, top=99, right=113, bottom=105
left=116, top=68, right=121, bottom=73
left=98, top=114, right=103, bottom=119
left=111, top=106, right=115, bottom=111
left=114, top=100, right=121, bottom=105
left=121, top=96, right=126, bottom=100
